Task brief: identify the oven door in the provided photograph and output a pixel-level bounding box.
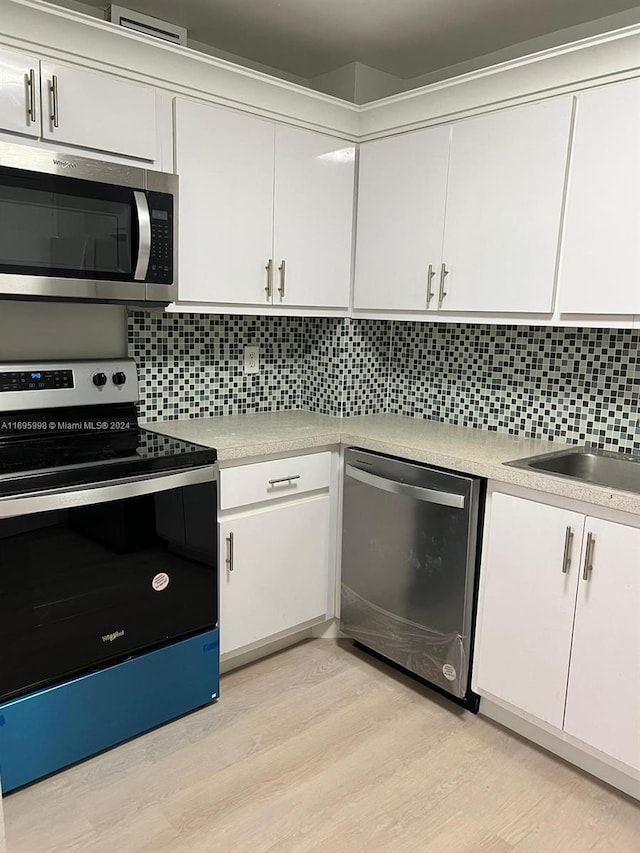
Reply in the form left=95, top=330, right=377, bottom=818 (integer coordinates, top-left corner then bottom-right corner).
left=0, top=142, right=176, bottom=304
left=0, top=465, right=217, bottom=702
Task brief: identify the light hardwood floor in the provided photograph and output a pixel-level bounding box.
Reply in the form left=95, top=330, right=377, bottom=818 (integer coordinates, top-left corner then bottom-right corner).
left=3, top=639, right=639, bottom=852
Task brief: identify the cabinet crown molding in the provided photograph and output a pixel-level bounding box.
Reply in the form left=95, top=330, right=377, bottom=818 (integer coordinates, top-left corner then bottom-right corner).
left=4, top=0, right=640, bottom=140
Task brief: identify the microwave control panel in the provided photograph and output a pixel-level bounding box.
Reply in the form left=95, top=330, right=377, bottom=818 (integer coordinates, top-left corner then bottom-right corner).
left=147, top=192, right=174, bottom=284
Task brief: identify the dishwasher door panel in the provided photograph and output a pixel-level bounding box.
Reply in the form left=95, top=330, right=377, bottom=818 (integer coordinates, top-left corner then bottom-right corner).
left=341, top=449, right=481, bottom=700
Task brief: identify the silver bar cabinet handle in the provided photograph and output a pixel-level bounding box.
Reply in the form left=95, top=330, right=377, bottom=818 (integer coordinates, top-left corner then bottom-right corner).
left=265, top=258, right=273, bottom=300
left=268, top=474, right=300, bottom=486
left=426, top=264, right=436, bottom=307
left=277, top=259, right=286, bottom=300
left=561, top=526, right=573, bottom=573
left=133, top=191, right=151, bottom=281
left=438, top=262, right=448, bottom=304
left=27, top=68, right=37, bottom=123
left=49, top=75, right=59, bottom=128
left=226, top=532, right=234, bottom=572
left=582, top=532, right=595, bottom=581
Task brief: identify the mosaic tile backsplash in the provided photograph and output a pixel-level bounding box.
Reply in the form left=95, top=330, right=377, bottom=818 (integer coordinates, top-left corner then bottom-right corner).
left=128, top=313, right=640, bottom=453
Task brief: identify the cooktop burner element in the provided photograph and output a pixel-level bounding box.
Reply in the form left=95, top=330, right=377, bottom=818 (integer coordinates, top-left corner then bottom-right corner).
left=0, top=358, right=216, bottom=495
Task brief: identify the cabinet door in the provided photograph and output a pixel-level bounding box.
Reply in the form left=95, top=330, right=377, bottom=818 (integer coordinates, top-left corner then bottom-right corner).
left=353, top=127, right=450, bottom=311
left=219, top=496, right=330, bottom=655
left=564, top=518, right=640, bottom=770
left=475, top=493, right=584, bottom=727
left=175, top=99, right=275, bottom=305
left=441, top=98, right=573, bottom=313
left=0, top=48, right=40, bottom=138
left=273, top=126, right=355, bottom=308
left=40, top=62, right=156, bottom=160
left=559, top=80, right=640, bottom=315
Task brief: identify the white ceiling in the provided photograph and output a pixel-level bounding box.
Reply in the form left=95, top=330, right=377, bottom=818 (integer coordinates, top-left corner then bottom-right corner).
left=55, top=0, right=640, bottom=81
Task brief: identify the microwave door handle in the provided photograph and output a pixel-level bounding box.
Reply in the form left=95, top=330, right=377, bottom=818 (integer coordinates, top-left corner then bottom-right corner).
left=133, top=190, right=151, bottom=281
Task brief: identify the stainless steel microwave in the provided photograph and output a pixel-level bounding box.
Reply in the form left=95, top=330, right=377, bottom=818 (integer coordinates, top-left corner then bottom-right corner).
left=0, top=141, right=177, bottom=305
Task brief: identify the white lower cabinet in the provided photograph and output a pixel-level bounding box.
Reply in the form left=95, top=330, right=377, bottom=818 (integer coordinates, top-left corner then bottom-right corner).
left=219, top=497, right=330, bottom=655
left=475, top=489, right=640, bottom=774
left=563, top=517, right=640, bottom=770
left=475, top=493, right=584, bottom=728
left=218, top=452, right=333, bottom=657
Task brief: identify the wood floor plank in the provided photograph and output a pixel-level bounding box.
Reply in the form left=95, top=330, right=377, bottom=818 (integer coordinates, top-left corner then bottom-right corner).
left=2, top=639, right=639, bottom=853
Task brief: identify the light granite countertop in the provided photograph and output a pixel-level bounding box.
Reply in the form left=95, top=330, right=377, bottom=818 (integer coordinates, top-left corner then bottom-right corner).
left=145, top=411, right=640, bottom=515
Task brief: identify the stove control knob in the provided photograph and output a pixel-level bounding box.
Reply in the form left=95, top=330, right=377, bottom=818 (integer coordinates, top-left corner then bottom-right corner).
left=112, top=371, right=127, bottom=387
left=92, top=372, right=107, bottom=387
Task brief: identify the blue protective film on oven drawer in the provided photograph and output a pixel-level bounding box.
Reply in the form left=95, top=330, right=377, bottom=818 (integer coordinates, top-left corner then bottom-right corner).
left=0, top=628, right=219, bottom=793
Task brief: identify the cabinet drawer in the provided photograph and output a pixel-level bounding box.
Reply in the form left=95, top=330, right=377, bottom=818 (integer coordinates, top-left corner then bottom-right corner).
left=220, top=452, right=331, bottom=510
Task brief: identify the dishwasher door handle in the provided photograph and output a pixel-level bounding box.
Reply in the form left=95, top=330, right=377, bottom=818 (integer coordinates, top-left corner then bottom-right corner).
left=345, top=464, right=465, bottom=509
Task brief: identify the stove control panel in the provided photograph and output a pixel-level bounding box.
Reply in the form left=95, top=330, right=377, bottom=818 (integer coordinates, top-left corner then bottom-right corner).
left=0, top=359, right=138, bottom=412
left=0, top=369, right=74, bottom=393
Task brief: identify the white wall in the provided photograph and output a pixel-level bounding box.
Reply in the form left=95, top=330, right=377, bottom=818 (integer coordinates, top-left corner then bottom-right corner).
left=0, top=302, right=128, bottom=361
left=401, top=6, right=640, bottom=90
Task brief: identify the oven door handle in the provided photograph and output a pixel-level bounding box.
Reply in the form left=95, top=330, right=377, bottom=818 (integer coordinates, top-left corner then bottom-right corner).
left=345, top=464, right=465, bottom=509
left=133, top=190, right=152, bottom=281
left=0, top=466, right=216, bottom=519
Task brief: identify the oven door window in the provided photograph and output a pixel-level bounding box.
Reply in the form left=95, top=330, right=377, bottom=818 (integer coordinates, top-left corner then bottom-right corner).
left=0, top=167, right=137, bottom=280
left=0, top=480, right=217, bottom=702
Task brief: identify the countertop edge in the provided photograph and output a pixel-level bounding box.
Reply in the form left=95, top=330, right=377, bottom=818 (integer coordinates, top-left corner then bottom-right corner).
left=145, top=415, right=640, bottom=516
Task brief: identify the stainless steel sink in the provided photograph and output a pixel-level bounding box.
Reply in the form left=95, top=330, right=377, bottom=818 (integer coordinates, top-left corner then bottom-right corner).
left=505, top=446, right=640, bottom=494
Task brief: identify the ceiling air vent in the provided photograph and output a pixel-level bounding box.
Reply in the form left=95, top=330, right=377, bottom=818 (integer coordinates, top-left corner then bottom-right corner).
left=109, top=5, right=187, bottom=46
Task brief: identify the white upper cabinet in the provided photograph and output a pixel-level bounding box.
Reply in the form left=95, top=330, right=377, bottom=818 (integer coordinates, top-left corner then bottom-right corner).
left=441, top=97, right=573, bottom=313
left=0, top=48, right=161, bottom=163
left=475, top=493, right=584, bottom=727
left=564, top=518, right=640, bottom=770
left=39, top=62, right=157, bottom=160
left=273, top=126, right=354, bottom=308
left=0, top=48, right=40, bottom=138
left=175, top=99, right=275, bottom=306
left=353, top=97, right=573, bottom=316
left=175, top=98, right=355, bottom=309
left=353, top=126, right=450, bottom=311
left=558, top=79, right=640, bottom=316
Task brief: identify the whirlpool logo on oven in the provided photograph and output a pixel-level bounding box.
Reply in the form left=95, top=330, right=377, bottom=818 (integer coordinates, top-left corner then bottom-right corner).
left=102, top=629, right=125, bottom=643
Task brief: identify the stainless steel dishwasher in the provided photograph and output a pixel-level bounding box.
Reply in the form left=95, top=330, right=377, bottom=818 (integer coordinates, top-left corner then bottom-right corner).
left=341, top=448, right=484, bottom=711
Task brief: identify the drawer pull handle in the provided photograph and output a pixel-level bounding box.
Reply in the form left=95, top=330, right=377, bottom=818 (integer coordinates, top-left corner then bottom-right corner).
left=268, top=474, right=301, bottom=486
left=225, top=531, right=234, bottom=573
left=561, top=525, right=573, bottom=574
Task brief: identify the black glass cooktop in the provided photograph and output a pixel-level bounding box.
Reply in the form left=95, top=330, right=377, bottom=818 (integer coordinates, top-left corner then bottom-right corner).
left=0, top=403, right=216, bottom=496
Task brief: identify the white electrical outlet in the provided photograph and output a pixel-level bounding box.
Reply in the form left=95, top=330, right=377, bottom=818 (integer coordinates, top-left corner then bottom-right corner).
left=243, top=345, right=259, bottom=374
